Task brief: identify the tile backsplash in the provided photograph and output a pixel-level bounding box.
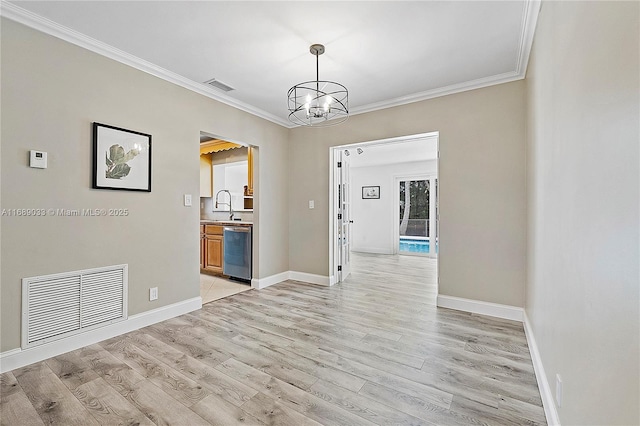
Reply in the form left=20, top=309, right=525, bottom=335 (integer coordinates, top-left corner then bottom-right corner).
left=200, top=197, right=254, bottom=221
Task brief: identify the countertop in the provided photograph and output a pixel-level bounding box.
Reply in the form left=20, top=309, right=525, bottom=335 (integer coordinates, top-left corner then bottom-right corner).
left=200, top=220, right=253, bottom=226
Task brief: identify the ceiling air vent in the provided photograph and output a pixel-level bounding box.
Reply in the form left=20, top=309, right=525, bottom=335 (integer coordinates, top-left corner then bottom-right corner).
left=203, top=78, right=235, bottom=92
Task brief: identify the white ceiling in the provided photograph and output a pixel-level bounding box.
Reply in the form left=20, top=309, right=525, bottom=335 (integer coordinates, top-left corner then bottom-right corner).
left=2, top=1, right=539, bottom=128
left=348, top=136, right=438, bottom=168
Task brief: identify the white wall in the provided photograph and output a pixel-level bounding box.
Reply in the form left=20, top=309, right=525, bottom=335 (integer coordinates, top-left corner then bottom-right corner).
left=351, top=160, right=437, bottom=254
left=525, top=2, right=639, bottom=424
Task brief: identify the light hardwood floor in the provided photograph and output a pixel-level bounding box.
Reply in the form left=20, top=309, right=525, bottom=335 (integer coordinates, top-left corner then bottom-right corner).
left=1, top=253, right=546, bottom=425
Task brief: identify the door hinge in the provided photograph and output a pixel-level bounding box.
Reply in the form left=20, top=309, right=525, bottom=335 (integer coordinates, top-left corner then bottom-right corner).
left=338, top=213, right=342, bottom=220
left=337, top=162, right=342, bottom=168
left=337, top=266, right=342, bottom=271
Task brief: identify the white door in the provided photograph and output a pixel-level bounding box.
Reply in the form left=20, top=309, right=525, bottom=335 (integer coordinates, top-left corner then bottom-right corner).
left=335, top=149, right=352, bottom=282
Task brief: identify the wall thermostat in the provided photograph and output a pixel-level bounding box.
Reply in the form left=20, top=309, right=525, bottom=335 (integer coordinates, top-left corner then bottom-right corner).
left=29, top=150, right=47, bottom=169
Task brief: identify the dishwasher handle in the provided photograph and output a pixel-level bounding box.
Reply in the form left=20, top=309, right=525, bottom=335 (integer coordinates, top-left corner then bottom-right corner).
left=224, top=226, right=251, bottom=233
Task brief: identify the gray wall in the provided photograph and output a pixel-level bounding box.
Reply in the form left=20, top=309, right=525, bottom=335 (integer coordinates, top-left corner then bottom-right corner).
left=0, top=19, right=289, bottom=352
left=289, top=81, right=527, bottom=307
left=525, top=2, right=639, bottom=424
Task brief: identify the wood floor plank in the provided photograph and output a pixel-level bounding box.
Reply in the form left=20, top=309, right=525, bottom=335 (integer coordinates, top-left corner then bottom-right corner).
left=217, top=358, right=376, bottom=426
left=166, top=322, right=320, bottom=390
left=358, top=381, right=484, bottom=426
left=190, top=393, right=267, bottom=426
left=450, top=395, right=543, bottom=426
left=100, top=338, right=210, bottom=408
left=119, top=379, right=210, bottom=426
left=231, top=333, right=367, bottom=393
left=0, top=388, right=46, bottom=426
left=13, top=362, right=100, bottom=426
left=72, top=377, right=155, bottom=426
left=128, top=331, right=258, bottom=407
left=498, top=395, right=548, bottom=424
left=0, top=372, right=45, bottom=426
left=240, top=392, right=324, bottom=426
left=45, top=350, right=100, bottom=391
left=283, top=341, right=455, bottom=409
left=76, top=344, right=146, bottom=394
left=309, top=379, right=426, bottom=426
left=0, top=372, right=21, bottom=401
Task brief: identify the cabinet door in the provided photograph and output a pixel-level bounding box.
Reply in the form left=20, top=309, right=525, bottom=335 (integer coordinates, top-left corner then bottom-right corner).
left=205, top=235, right=223, bottom=272
left=247, top=147, right=254, bottom=196
left=200, top=235, right=205, bottom=268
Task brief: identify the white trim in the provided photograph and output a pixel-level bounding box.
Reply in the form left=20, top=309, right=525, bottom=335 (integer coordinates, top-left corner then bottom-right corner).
left=351, top=247, right=395, bottom=255
left=0, top=1, right=290, bottom=128
left=350, top=71, right=521, bottom=117
left=251, top=271, right=289, bottom=290
left=436, top=295, right=523, bottom=322
left=523, top=312, right=561, bottom=426
left=0, top=297, right=202, bottom=373
left=289, top=271, right=332, bottom=287
left=516, top=0, right=541, bottom=76
left=0, top=1, right=540, bottom=129
left=251, top=271, right=333, bottom=289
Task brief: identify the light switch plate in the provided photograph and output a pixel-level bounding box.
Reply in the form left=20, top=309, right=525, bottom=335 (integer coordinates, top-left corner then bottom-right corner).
left=29, top=150, right=48, bottom=169
left=184, top=194, right=192, bottom=206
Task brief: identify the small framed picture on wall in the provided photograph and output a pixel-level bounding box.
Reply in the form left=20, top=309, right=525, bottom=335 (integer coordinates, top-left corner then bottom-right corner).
left=362, top=186, right=380, bottom=199
left=93, top=122, right=152, bottom=192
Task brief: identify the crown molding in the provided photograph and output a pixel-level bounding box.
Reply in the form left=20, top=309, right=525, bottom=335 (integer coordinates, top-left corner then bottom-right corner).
left=350, top=71, right=521, bottom=117
left=516, top=0, right=541, bottom=76
left=0, top=1, right=292, bottom=128
left=350, top=0, right=540, bottom=119
left=1, top=0, right=540, bottom=129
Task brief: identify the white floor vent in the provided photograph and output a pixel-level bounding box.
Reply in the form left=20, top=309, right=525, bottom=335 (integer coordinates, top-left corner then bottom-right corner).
left=22, top=265, right=128, bottom=349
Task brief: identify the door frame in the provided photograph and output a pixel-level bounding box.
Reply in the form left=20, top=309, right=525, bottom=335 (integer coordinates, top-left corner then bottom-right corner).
left=329, top=131, right=439, bottom=285
left=200, top=131, right=259, bottom=288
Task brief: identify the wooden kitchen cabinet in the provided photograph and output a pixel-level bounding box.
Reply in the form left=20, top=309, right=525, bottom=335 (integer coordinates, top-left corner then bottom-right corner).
left=201, top=224, right=224, bottom=274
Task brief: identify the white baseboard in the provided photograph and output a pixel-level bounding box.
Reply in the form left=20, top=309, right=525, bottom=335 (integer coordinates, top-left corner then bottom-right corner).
left=436, top=295, right=524, bottom=322
left=523, top=312, right=561, bottom=426
left=252, top=271, right=333, bottom=289
left=0, top=297, right=202, bottom=373
left=351, top=247, right=394, bottom=255
left=289, top=271, right=332, bottom=286
left=251, top=271, right=289, bottom=289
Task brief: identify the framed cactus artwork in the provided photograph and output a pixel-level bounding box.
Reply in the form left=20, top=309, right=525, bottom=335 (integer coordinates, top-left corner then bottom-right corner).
left=92, top=122, right=152, bottom=192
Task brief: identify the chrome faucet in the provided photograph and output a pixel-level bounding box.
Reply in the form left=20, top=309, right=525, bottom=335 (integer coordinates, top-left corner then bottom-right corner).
left=214, top=189, right=234, bottom=220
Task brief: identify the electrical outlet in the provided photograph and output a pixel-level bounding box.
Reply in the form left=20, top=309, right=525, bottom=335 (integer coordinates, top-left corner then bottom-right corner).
left=309, top=200, right=315, bottom=209
left=149, top=287, right=158, bottom=301
left=555, top=374, right=563, bottom=407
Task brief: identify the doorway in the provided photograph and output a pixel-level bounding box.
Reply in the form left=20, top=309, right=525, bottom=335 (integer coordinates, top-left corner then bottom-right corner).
left=329, top=132, right=439, bottom=286
left=199, top=131, right=257, bottom=303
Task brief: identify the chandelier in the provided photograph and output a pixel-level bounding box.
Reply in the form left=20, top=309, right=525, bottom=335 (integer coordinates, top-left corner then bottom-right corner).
left=287, top=44, right=349, bottom=127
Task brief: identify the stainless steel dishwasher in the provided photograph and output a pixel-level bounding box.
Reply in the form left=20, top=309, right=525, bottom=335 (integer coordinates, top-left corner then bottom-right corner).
left=223, top=226, right=252, bottom=282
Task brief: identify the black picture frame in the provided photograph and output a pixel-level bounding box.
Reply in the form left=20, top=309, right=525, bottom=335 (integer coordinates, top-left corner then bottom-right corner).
left=362, top=185, right=380, bottom=199
left=93, top=122, right=152, bottom=192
